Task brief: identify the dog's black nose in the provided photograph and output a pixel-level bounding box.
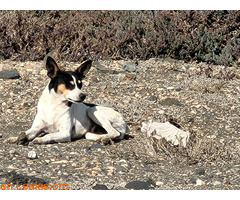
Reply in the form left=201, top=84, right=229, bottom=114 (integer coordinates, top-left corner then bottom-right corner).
left=79, top=93, right=86, bottom=101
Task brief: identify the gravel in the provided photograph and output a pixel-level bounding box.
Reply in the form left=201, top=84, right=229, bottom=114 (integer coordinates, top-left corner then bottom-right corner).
left=0, top=58, right=240, bottom=190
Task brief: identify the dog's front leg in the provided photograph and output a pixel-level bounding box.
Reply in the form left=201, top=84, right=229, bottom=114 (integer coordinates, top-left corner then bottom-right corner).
left=32, top=131, right=71, bottom=144
left=32, top=115, right=72, bottom=144
left=26, top=117, right=46, bottom=141
left=6, top=115, right=45, bottom=145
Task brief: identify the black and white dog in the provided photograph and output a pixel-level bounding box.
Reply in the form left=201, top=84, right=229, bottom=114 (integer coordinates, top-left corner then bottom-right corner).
left=7, top=56, right=128, bottom=144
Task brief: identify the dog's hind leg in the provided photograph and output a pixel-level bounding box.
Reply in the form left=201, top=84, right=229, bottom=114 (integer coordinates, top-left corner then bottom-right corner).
left=85, top=107, right=122, bottom=141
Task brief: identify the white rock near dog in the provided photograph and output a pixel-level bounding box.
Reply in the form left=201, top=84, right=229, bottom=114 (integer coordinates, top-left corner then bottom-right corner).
left=141, top=120, right=190, bottom=147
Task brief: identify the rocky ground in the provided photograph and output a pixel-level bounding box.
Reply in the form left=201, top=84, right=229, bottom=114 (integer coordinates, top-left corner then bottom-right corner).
left=0, top=57, right=240, bottom=190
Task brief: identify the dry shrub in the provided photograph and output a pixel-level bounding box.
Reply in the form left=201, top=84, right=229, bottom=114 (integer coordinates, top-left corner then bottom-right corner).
left=145, top=131, right=233, bottom=165
left=0, top=10, right=240, bottom=66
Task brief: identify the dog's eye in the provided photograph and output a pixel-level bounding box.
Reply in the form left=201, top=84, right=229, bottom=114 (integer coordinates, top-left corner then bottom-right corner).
left=77, top=80, right=82, bottom=89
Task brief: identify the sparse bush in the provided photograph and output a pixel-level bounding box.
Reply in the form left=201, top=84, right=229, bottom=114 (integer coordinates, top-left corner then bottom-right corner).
left=0, top=10, right=240, bottom=66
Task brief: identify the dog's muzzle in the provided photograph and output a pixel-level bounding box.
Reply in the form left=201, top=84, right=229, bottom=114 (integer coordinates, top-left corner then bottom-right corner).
left=78, top=93, right=86, bottom=102
left=68, top=93, right=86, bottom=103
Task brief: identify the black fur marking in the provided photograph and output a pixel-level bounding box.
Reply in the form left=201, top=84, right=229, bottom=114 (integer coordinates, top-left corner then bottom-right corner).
left=67, top=102, right=73, bottom=107
left=48, top=70, right=77, bottom=92
left=66, top=71, right=83, bottom=89
left=83, top=102, right=97, bottom=107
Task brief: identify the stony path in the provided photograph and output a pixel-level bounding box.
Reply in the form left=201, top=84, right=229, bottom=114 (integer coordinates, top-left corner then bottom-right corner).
left=0, top=58, right=240, bottom=190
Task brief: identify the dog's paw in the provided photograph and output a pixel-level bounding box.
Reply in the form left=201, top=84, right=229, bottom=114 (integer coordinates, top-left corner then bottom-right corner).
left=4, top=137, right=18, bottom=144
left=100, top=138, right=114, bottom=145
left=17, top=132, right=29, bottom=145
left=32, top=137, right=43, bottom=144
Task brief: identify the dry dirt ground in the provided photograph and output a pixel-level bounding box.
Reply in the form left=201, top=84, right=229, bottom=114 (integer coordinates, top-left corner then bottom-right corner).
left=0, top=58, right=240, bottom=190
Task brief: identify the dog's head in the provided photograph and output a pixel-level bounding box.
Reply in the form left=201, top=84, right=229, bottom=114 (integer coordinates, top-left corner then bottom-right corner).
left=45, top=56, right=92, bottom=103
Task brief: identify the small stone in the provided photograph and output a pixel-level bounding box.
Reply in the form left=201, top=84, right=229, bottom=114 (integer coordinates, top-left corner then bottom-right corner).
left=0, top=69, right=20, bottom=79
left=9, top=149, right=18, bottom=155
left=50, top=146, right=60, bottom=152
left=204, top=173, right=214, bottom=180
left=106, top=166, right=115, bottom=175
left=125, top=181, right=152, bottom=190
left=155, top=181, right=164, bottom=186
left=72, top=163, right=77, bottom=167
left=93, top=61, right=110, bottom=73
left=27, top=150, right=38, bottom=159
left=175, top=87, right=181, bottom=92
left=167, top=86, right=174, bottom=90
left=0, top=133, right=2, bottom=138
left=122, top=62, right=136, bottom=72
left=90, top=143, right=103, bottom=149
left=196, top=179, right=205, bottom=186
left=40, top=69, right=46, bottom=75
left=45, top=160, right=50, bottom=164
left=195, top=168, right=205, bottom=176
left=149, top=95, right=157, bottom=101
left=92, top=184, right=108, bottom=190
left=159, top=98, right=182, bottom=106
left=190, top=177, right=197, bottom=184
left=51, top=160, right=68, bottom=164
left=157, top=88, right=165, bottom=91
left=213, top=181, right=221, bottom=186
left=158, top=110, right=165, bottom=114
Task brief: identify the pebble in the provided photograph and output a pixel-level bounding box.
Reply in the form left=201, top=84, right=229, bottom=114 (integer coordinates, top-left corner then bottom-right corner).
left=90, top=143, right=103, bottom=149
left=195, top=168, right=206, bottom=176
left=0, top=69, right=20, bottom=79
left=213, top=181, right=221, bottom=186
left=84, top=143, right=103, bottom=152
left=122, top=62, right=136, bottom=72
left=9, top=149, right=18, bottom=155
left=106, top=166, right=115, bottom=175
left=92, top=184, right=109, bottom=190
left=157, top=88, right=165, bottom=91
left=167, top=86, right=174, bottom=90
left=93, top=61, right=110, bottom=72
left=45, top=160, right=50, bottom=164
left=40, top=69, right=46, bottom=75
left=204, top=173, right=214, bottom=179
left=50, top=146, right=60, bottom=152
left=149, top=95, right=157, bottom=101
left=27, top=150, right=38, bottom=159
left=0, top=133, right=2, bottom=138
left=159, top=98, right=182, bottom=106
left=72, top=163, right=77, bottom=167
left=155, top=181, right=164, bottom=186
left=190, top=177, right=196, bottom=184
left=175, top=87, right=181, bottom=92
left=51, top=160, right=68, bottom=164
left=115, top=165, right=127, bottom=172
left=158, top=110, right=165, bottom=114
left=196, top=179, right=205, bottom=186
left=125, top=180, right=152, bottom=190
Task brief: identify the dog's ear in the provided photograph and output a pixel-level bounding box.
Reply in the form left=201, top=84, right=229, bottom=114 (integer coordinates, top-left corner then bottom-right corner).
left=46, top=56, right=60, bottom=78
left=76, top=60, right=92, bottom=79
